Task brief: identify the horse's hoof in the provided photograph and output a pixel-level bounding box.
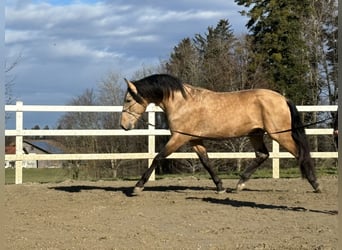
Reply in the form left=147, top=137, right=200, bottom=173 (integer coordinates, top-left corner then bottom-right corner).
left=314, top=185, right=322, bottom=193
left=216, top=188, right=226, bottom=194
left=236, top=183, right=246, bottom=192
left=132, top=186, right=144, bottom=195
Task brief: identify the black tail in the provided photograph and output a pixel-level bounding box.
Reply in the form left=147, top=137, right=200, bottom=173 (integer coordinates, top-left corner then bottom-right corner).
left=287, top=100, right=320, bottom=192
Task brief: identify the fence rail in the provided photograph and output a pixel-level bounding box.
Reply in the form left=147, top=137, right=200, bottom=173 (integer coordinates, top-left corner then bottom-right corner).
left=5, top=101, right=338, bottom=184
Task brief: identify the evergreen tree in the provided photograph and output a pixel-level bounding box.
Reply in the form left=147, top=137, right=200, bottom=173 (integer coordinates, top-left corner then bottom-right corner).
left=193, top=19, right=236, bottom=91
left=236, top=0, right=311, bottom=103
left=166, top=19, right=237, bottom=91
left=165, top=38, right=200, bottom=83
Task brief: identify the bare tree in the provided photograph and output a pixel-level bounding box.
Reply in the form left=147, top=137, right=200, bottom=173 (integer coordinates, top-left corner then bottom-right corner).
left=97, top=72, right=124, bottom=129
left=57, top=71, right=150, bottom=179
left=97, top=72, right=126, bottom=178
left=5, top=55, right=21, bottom=122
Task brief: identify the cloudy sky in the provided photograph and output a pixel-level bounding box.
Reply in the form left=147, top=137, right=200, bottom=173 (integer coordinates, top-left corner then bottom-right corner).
left=5, top=0, right=248, bottom=128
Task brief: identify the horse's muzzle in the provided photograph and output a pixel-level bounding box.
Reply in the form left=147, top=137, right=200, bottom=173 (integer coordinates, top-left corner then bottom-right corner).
left=121, top=124, right=132, bottom=131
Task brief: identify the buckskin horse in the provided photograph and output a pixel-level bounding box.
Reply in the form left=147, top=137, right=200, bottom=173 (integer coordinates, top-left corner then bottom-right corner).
left=120, top=74, right=321, bottom=194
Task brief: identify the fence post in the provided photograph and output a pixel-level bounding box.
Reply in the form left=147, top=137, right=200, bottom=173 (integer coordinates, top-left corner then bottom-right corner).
left=148, top=104, right=156, bottom=181
left=15, top=101, right=23, bottom=184
left=272, top=140, right=280, bottom=178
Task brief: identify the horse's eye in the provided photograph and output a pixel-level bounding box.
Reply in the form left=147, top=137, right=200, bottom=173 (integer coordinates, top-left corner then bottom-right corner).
left=126, top=99, right=131, bottom=103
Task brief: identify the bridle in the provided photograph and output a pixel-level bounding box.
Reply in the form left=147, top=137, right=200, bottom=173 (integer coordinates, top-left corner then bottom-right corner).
left=122, top=101, right=154, bottom=127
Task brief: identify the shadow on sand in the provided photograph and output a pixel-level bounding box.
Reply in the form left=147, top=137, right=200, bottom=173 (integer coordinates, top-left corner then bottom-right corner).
left=186, top=196, right=338, bottom=215
left=49, top=184, right=337, bottom=215
left=50, top=184, right=210, bottom=197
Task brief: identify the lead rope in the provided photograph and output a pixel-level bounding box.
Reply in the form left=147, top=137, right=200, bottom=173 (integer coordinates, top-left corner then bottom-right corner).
left=123, top=109, right=333, bottom=139
left=270, top=117, right=333, bottom=134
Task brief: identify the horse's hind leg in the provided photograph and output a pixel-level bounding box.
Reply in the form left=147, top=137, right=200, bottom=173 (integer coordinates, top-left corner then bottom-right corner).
left=272, top=132, right=321, bottom=192
left=237, top=130, right=269, bottom=191
left=191, top=140, right=225, bottom=193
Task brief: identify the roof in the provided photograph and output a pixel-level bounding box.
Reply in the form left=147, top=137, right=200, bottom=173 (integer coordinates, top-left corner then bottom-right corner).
left=24, top=140, right=65, bottom=154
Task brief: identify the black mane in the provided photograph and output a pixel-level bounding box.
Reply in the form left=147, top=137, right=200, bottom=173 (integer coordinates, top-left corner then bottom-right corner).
left=131, top=74, right=187, bottom=103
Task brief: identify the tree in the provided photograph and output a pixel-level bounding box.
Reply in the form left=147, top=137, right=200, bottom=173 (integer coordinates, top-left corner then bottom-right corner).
left=303, top=0, right=338, bottom=157
left=303, top=0, right=338, bottom=107
left=236, top=0, right=338, bottom=163
left=165, top=37, right=200, bottom=84
left=97, top=72, right=128, bottom=178
left=5, top=55, right=21, bottom=122
left=131, top=64, right=165, bottom=81
left=58, top=88, right=100, bottom=156
left=57, top=88, right=103, bottom=178
left=236, top=0, right=312, bottom=104
left=5, top=56, right=20, bottom=105
left=313, top=0, right=338, bottom=106
left=166, top=19, right=239, bottom=91
left=193, top=19, right=237, bottom=91
left=97, top=72, right=124, bottom=129
left=231, top=35, right=270, bottom=90
left=57, top=72, right=150, bottom=179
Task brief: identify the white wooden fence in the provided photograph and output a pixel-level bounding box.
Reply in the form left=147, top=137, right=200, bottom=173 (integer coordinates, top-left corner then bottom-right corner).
left=5, top=101, right=338, bottom=184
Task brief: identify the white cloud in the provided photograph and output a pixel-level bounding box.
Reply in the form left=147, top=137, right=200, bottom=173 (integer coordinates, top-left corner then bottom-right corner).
left=138, top=9, right=224, bottom=23
left=6, top=1, right=246, bottom=63
left=5, top=30, right=40, bottom=43
left=49, top=40, right=122, bottom=59
left=5, top=0, right=248, bottom=128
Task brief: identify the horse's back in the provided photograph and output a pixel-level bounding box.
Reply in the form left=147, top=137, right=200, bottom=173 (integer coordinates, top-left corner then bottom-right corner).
left=221, top=88, right=284, bottom=100
left=188, top=87, right=286, bottom=110
left=188, top=85, right=283, bottom=99
left=171, top=86, right=290, bottom=138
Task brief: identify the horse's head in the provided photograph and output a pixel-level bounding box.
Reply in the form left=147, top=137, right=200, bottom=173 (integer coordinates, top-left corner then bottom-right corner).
left=120, top=79, right=148, bottom=130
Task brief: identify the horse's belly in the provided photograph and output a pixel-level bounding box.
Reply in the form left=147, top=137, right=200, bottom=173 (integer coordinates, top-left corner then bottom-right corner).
left=191, top=119, right=259, bottom=139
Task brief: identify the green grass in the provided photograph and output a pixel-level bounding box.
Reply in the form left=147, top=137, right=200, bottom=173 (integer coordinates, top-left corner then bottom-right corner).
left=142, top=167, right=338, bottom=182
left=5, top=165, right=338, bottom=185
left=5, top=168, right=72, bottom=184
left=157, top=166, right=338, bottom=180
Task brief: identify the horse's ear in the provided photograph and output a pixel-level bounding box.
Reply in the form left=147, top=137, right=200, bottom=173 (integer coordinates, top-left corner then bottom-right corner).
left=124, top=78, right=138, bottom=95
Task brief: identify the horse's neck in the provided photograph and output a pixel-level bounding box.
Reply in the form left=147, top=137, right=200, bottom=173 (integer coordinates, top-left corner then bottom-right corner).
left=158, top=88, right=190, bottom=114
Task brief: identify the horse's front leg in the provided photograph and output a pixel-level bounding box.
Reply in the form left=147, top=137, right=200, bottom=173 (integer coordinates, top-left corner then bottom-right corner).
left=133, top=134, right=189, bottom=195
left=133, top=152, right=164, bottom=194
left=191, top=140, right=225, bottom=194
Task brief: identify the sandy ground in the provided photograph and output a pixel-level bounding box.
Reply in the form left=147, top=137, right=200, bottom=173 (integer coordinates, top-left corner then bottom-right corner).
left=4, top=176, right=338, bottom=249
